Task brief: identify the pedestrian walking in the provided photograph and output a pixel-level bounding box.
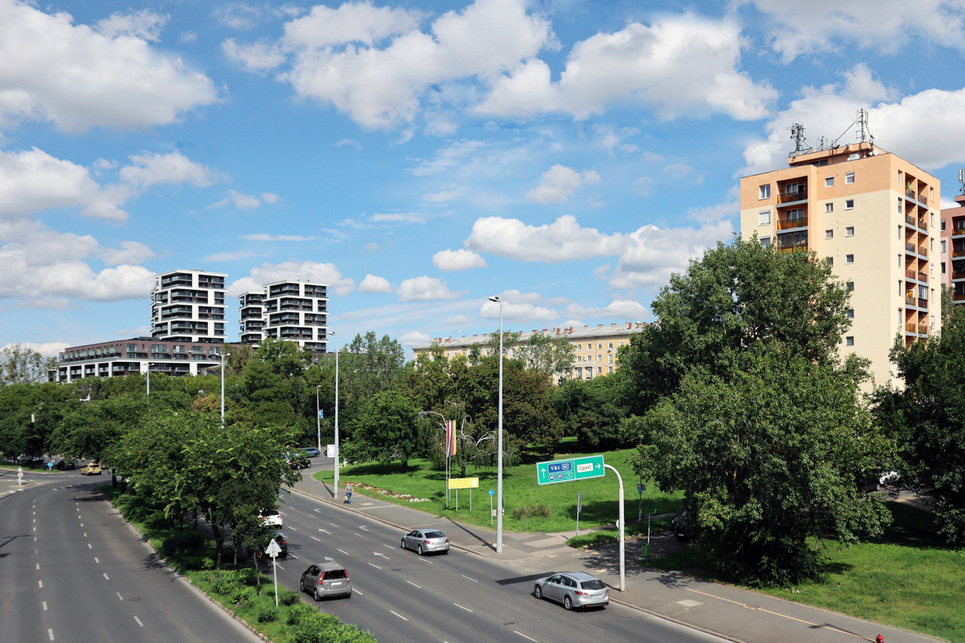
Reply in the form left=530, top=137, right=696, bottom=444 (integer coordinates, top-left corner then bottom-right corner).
left=345, top=484, right=353, bottom=504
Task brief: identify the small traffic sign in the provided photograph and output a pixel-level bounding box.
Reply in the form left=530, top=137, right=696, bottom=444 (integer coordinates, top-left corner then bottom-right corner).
left=489, top=489, right=494, bottom=496
left=265, top=538, right=282, bottom=559
left=536, top=455, right=604, bottom=485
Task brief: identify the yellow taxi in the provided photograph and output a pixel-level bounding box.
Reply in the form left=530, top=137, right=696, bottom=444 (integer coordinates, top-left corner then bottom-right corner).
left=80, top=462, right=102, bottom=476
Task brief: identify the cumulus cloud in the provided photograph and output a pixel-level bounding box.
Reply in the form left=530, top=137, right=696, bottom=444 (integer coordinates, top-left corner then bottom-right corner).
left=465, top=214, right=733, bottom=289
left=99, top=241, right=156, bottom=265
left=397, top=276, right=464, bottom=301
left=433, top=248, right=487, bottom=271
left=119, top=151, right=217, bottom=189
left=479, top=14, right=775, bottom=121
left=481, top=290, right=557, bottom=321
left=563, top=299, right=651, bottom=321
left=240, top=234, right=314, bottom=242
left=744, top=0, right=965, bottom=62
left=525, top=164, right=599, bottom=203
left=0, top=1, right=218, bottom=132
left=228, top=260, right=356, bottom=297
left=740, top=65, right=965, bottom=175
left=359, top=274, right=393, bottom=293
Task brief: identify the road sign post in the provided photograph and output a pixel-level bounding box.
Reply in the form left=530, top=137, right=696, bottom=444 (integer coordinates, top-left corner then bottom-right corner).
left=575, top=492, right=582, bottom=547
left=265, top=538, right=282, bottom=606
left=536, top=455, right=604, bottom=485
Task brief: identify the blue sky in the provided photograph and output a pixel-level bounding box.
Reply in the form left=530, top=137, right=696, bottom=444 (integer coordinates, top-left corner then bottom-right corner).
left=4, top=0, right=965, bottom=358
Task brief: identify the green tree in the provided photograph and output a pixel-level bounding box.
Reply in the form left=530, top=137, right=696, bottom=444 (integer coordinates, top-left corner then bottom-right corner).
left=550, top=373, right=629, bottom=449
left=876, top=306, right=965, bottom=545
left=240, top=338, right=311, bottom=430
left=518, top=332, right=575, bottom=380
left=0, top=344, right=53, bottom=387
left=339, top=332, right=406, bottom=407
left=623, top=237, right=888, bottom=585
left=345, top=390, right=424, bottom=472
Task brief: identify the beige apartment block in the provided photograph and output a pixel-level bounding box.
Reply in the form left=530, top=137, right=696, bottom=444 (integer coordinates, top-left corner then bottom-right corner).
left=740, top=141, right=941, bottom=388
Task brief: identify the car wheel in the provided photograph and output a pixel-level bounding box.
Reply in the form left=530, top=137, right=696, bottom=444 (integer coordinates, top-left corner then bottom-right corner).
left=314, top=587, right=321, bottom=601
left=534, top=585, right=543, bottom=600
left=563, top=595, right=573, bottom=611
left=401, top=539, right=406, bottom=550
left=417, top=544, right=424, bottom=556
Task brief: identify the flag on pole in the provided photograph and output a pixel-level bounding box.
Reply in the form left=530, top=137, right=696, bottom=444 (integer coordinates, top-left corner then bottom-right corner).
left=445, top=420, right=457, bottom=457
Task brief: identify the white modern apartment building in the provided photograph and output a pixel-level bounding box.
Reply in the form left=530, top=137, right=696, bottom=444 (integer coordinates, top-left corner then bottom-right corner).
left=239, top=281, right=329, bottom=353
left=151, top=269, right=227, bottom=344
left=740, top=136, right=941, bottom=388
left=52, top=338, right=225, bottom=383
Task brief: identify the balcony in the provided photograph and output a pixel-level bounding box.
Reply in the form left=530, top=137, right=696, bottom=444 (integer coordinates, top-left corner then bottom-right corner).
left=954, top=248, right=965, bottom=258
left=954, top=292, right=965, bottom=302
left=919, top=245, right=928, bottom=257
left=953, top=226, right=965, bottom=238
left=905, top=322, right=918, bottom=334
left=777, top=243, right=808, bottom=253
left=918, top=325, right=930, bottom=336
left=777, top=217, right=808, bottom=230
left=778, top=191, right=808, bottom=204
left=905, top=242, right=916, bottom=253
left=906, top=295, right=916, bottom=306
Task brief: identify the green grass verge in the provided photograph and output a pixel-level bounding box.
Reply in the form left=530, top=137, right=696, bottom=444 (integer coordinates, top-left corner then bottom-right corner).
left=313, top=447, right=684, bottom=533
left=646, top=502, right=965, bottom=642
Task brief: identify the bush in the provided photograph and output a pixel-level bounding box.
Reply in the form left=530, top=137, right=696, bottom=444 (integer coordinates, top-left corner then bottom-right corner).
left=256, top=605, right=278, bottom=623
left=231, top=585, right=256, bottom=607
left=279, top=589, right=300, bottom=606
left=512, top=503, right=550, bottom=520
left=162, top=531, right=206, bottom=556
left=286, top=602, right=315, bottom=626
left=211, top=570, right=239, bottom=595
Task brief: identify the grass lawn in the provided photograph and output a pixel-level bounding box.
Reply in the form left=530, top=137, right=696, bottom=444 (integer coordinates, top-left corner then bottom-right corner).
left=647, top=502, right=965, bottom=642
left=312, top=445, right=684, bottom=534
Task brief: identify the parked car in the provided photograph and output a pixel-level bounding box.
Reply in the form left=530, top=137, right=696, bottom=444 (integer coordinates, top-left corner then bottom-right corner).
left=400, top=528, right=450, bottom=555
left=265, top=532, right=287, bottom=559
left=302, top=447, right=321, bottom=458
left=534, top=572, right=609, bottom=610
left=259, top=510, right=283, bottom=527
left=80, top=462, right=102, bottom=475
left=53, top=459, right=76, bottom=470
left=299, top=560, right=351, bottom=600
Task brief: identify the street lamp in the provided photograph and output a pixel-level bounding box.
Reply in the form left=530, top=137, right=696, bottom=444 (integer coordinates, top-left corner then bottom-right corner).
left=331, top=331, right=340, bottom=501
left=316, top=384, right=322, bottom=454
left=220, top=350, right=230, bottom=426
left=488, top=295, right=504, bottom=553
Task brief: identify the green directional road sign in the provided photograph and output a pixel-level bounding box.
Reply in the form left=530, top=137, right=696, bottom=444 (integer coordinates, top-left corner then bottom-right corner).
left=536, top=455, right=605, bottom=485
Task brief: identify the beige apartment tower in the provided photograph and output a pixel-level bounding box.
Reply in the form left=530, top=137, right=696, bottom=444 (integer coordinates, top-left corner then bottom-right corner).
left=740, top=140, right=941, bottom=388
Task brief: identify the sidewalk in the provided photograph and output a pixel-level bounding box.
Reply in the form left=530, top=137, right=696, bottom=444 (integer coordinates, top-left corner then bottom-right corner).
left=290, top=472, right=942, bottom=643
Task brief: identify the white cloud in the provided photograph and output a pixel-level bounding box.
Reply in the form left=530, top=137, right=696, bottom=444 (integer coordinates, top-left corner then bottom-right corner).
left=119, top=151, right=216, bottom=189
left=99, top=241, right=156, bottom=265
left=740, top=65, right=965, bottom=175
left=423, top=186, right=469, bottom=203
left=3, top=341, right=69, bottom=359
left=465, top=214, right=624, bottom=263
left=563, top=299, right=650, bottom=321
left=745, top=0, right=965, bottom=62
left=283, top=2, right=424, bottom=48
left=240, top=234, right=314, bottom=242
left=433, top=248, right=487, bottom=271
left=213, top=3, right=264, bottom=31
left=397, top=276, right=464, bottom=301
left=228, top=260, right=356, bottom=297
left=525, top=164, right=599, bottom=204
left=359, top=274, right=392, bottom=293
left=610, top=220, right=733, bottom=289
left=0, top=1, right=218, bottom=132
left=371, top=212, right=427, bottom=223
left=96, top=9, right=167, bottom=41
left=481, top=291, right=557, bottom=321
left=479, top=14, right=776, bottom=121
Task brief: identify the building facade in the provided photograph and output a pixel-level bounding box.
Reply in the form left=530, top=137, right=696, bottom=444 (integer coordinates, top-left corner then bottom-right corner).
left=151, top=269, right=227, bottom=344
left=740, top=140, right=942, bottom=387
left=413, top=322, right=646, bottom=382
left=239, top=281, right=329, bottom=353
left=941, top=191, right=965, bottom=303
left=52, top=338, right=225, bottom=383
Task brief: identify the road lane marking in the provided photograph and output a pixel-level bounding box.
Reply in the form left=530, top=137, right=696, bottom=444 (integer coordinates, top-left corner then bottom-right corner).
left=48, top=628, right=54, bottom=641
left=117, top=592, right=124, bottom=601
left=337, top=548, right=349, bottom=556
left=87, top=543, right=92, bottom=549
left=103, top=573, right=110, bottom=581
left=38, top=580, right=43, bottom=588
left=514, top=631, right=537, bottom=641
left=318, top=528, right=331, bottom=535
left=134, top=616, right=144, bottom=627
left=390, top=610, right=408, bottom=621
left=368, top=563, right=382, bottom=570
left=374, top=552, right=389, bottom=559
left=359, top=525, right=368, bottom=531
left=94, top=557, right=100, bottom=564
left=454, top=603, right=472, bottom=613
left=42, top=601, right=47, bottom=611
left=418, top=558, right=434, bottom=565
left=382, top=544, right=394, bottom=550
left=406, top=581, right=422, bottom=589
left=311, top=536, right=321, bottom=542
left=328, top=522, right=339, bottom=527
left=461, top=574, right=478, bottom=583
left=353, top=533, right=363, bottom=538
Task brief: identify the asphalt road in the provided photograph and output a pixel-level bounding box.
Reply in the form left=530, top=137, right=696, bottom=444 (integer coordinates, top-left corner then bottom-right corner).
left=268, top=488, right=728, bottom=643
left=0, top=472, right=259, bottom=643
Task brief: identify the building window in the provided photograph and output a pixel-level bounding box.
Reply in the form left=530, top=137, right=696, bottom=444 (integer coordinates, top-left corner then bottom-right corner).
left=825, top=177, right=834, bottom=187
left=847, top=309, right=854, bottom=319
left=826, top=203, right=834, bottom=213
left=826, top=229, right=833, bottom=239
left=942, top=218, right=946, bottom=231
left=942, top=261, right=946, bottom=275
left=847, top=281, right=854, bottom=291
left=898, top=254, right=902, bottom=267
left=759, top=210, right=770, bottom=225
left=760, top=236, right=771, bottom=248
left=898, top=225, right=902, bottom=239
left=846, top=199, right=854, bottom=209
left=845, top=171, right=855, bottom=184
left=759, top=184, right=770, bottom=199
left=931, top=314, right=936, bottom=328
left=898, top=198, right=903, bottom=214
left=846, top=254, right=854, bottom=264
left=845, top=336, right=854, bottom=346
left=846, top=226, right=854, bottom=236
left=826, top=257, right=833, bottom=267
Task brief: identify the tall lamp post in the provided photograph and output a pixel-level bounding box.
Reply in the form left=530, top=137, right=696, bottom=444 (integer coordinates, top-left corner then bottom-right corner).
left=331, top=331, right=340, bottom=501
left=488, top=296, right=504, bottom=553
left=220, top=350, right=229, bottom=426
left=316, top=384, right=322, bottom=454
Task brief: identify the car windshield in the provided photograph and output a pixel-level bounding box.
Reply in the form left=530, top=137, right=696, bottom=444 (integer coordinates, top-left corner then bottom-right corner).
left=580, top=579, right=606, bottom=590
left=424, top=531, right=445, bottom=539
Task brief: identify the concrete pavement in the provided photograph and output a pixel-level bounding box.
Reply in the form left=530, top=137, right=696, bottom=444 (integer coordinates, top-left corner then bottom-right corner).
left=289, top=469, right=943, bottom=643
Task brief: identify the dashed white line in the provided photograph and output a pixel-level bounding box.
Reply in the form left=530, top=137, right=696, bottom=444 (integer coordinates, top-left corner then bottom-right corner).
left=134, top=616, right=144, bottom=627
left=328, top=522, right=339, bottom=528
left=38, top=580, right=43, bottom=589
left=94, top=557, right=100, bottom=564
left=36, top=563, right=40, bottom=570
left=117, top=592, right=124, bottom=601
left=42, top=601, right=48, bottom=611
left=103, top=573, right=110, bottom=581
left=47, top=627, right=54, bottom=641
left=310, top=536, right=321, bottom=542
left=406, top=581, right=422, bottom=589
left=390, top=610, right=408, bottom=621
left=87, top=543, right=92, bottom=549
left=318, top=528, right=331, bottom=535
left=382, top=544, right=394, bottom=550
left=368, top=563, right=382, bottom=570
left=514, top=631, right=537, bottom=642
left=461, top=574, right=478, bottom=583
left=453, top=603, right=473, bottom=613
left=337, top=548, right=349, bottom=556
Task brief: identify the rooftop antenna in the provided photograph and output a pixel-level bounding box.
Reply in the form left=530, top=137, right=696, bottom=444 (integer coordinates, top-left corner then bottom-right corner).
left=958, top=168, right=965, bottom=195
left=817, top=136, right=828, bottom=151
left=789, top=123, right=812, bottom=156
left=856, top=108, right=874, bottom=145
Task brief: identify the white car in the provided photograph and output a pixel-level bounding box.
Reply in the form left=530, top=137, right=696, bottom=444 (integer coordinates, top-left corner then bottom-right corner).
left=259, top=510, right=283, bottom=527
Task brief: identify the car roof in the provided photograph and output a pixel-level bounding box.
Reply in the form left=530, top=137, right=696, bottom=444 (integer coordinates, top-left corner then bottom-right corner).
left=316, top=560, right=345, bottom=571
left=557, top=572, right=601, bottom=581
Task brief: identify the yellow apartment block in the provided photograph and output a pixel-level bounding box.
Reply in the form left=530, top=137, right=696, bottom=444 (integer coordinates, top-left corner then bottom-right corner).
left=740, top=141, right=941, bottom=388
left=413, top=322, right=646, bottom=383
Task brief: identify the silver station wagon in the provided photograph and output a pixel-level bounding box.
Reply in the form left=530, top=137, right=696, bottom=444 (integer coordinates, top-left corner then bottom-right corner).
left=400, top=528, right=450, bottom=555
left=534, top=572, right=609, bottom=610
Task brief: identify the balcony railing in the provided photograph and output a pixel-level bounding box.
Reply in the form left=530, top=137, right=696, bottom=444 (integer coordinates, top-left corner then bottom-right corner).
left=954, top=292, right=965, bottom=302
left=953, top=226, right=965, bottom=237
left=777, top=217, right=807, bottom=230
left=919, top=245, right=928, bottom=257
left=918, top=299, right=928, bottom=309
left=919, top=325, right=930, bottom=336
left=918, top=219, right=927, bottom=231
left=905, top=323, right=918, bottom=334
left=777, top=243, right=808, bottom=253
left=906, top=188, right=916, bottom=200
left=905, top=215, right=916, bottom=227
left=905, top=242, right=916, bottom=253
left=906, top=295, right=916, bottom=306
left=905, top=269, right=917, bottom=280
left=778, top=191, right=808, bottom=204
left=954, top=248, right=965, bottom=258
